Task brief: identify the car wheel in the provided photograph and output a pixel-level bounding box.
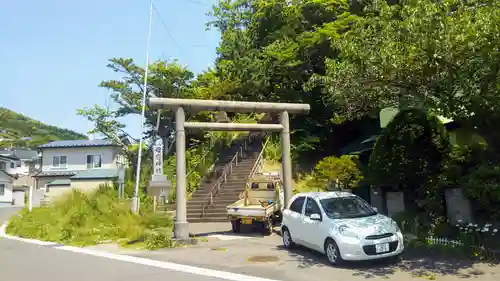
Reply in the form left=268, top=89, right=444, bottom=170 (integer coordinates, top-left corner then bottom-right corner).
left=324, top=238, right=343, bottom=265
left=282, top=227, right=295, bottom=249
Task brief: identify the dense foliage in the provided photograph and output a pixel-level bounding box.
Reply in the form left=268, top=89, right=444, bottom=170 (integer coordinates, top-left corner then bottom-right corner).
left=369, top=109, right=450, bottom=189
left=314, top=155, right=363, bottom=189
left=79, top=0, right=500, bottom=233
left=440, top=143, right=500, bottom=221
left=312, top=0, right=500, bottom=154
left=0, top=107, right=87, bottom=148
left=369, top=108, right=451, bottom=211
left=7, top=186, right=173, bottom=250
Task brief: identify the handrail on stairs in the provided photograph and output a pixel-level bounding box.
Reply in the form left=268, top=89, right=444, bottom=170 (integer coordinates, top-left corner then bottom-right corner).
left=247, top=136, right=270, bottom=181
left=200, top=133, right=257, bottom=216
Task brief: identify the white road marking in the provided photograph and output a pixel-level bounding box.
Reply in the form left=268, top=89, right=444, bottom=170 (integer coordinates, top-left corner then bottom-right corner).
left=208, top=234, right=255, bottom=241
left=0, top=222, right=281, bottom=281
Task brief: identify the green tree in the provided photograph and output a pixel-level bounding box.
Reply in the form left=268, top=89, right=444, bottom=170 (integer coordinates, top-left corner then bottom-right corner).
left=311, top=0, right=500, bottom=153
left=368, top=108, right=451, bottom=212
left=209, top=0, right=359, bottom=155
left=314, top=155, right=364, bottom=190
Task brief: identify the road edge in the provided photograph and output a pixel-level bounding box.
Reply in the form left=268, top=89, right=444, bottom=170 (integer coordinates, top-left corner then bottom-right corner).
left=0, top=222, right=282, bottom=281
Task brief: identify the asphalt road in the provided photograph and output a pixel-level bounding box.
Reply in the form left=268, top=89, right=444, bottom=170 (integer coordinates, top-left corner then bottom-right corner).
left=0, top=207, right=235, bottom=281
left=0, top=206, right=21, bottom=223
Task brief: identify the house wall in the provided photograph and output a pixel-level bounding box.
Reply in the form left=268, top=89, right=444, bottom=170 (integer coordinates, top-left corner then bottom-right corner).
left=12, top=190, right=25, bottom=207
left=44, top=179, right=112, bottom=199
left=0, top=158, right=17, bottom=174
left=71, top=179, right=113, bottom=190
left=0, top=181, right=13, bottom=204
left=41, top=146, right=120, bottom=172
left=45, top=185, right=73, bottom=198
left=9, top=160, right=31, bottom=175
left=13, top=174, right=34, bottom=187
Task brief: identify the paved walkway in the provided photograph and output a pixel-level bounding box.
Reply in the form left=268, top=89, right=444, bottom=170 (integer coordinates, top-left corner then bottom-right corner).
left=91, top=223, right=499, bottom=281
left=0, top=208, right=277, bottom=281
left=2, top=208, right=498, bottom=281
left=0, top=238, right=239, bottom=281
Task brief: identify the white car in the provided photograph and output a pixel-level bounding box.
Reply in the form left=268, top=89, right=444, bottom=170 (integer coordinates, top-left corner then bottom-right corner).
left=281, top=192, right=404, bottom=265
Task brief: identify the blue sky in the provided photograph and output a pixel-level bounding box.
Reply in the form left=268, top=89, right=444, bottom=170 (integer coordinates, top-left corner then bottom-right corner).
left=0, top=0, right=220, bottom=138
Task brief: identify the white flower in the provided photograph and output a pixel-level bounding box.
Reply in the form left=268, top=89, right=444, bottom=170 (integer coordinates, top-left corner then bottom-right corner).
left=494, top=229, right=498, bottom=233
left=458, top=219, right=463, bottom=223
left=468, top=223, right=473, bottom=226
left=456, top=224, right=460, bottom=227
left=476, top=228, right=481, bottom=231
left=474, top=224, right=478, bottom=227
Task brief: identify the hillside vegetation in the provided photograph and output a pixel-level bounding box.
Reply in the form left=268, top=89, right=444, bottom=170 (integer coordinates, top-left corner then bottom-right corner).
left=0, top=107, right=87, bottom=148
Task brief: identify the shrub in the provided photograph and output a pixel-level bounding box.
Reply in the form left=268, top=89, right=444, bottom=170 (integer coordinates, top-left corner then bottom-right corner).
left=313, top=155, right=363, bottom=190
left=368, top=108, right=451, bottom=212
left=6, top=186, right=173, bottom=249
left=462, top=163, right=500, bottom=220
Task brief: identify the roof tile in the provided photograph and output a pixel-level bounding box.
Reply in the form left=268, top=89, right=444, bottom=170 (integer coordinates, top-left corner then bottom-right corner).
left=39, top=139, right=118, bottom=149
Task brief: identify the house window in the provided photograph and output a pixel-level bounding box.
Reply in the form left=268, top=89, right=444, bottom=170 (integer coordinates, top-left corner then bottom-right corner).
left=16, top=161, right=21, bottom=168
left=0, top=184, right=4, bottom=196
left=10, top=162, right=15, bottom=169
left=86, top=155, right=102, bottom=169
left=52, top=156, right=67, bottom=168
left=0, top=161, right=5, bottom=171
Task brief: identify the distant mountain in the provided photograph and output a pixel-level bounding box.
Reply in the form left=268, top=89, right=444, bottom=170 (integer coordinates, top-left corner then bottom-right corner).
left=0, top=107, right=87, bottom=148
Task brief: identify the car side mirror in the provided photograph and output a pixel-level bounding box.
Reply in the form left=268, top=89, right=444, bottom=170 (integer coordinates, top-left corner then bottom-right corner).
left=310, top=213, right=321, bottom=221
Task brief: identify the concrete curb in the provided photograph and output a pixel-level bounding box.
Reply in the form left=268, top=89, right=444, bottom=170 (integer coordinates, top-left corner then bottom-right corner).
left=0, top=222, right=281, bottom=281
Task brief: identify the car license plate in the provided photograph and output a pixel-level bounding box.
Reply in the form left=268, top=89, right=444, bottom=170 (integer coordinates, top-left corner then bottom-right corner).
left=375, top=243, right=390, bottom=253
left=242, top=218, right=253, bottom=225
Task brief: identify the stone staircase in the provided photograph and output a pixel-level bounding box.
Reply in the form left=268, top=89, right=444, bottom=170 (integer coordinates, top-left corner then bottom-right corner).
left=186, top=134, right=264, bottom=222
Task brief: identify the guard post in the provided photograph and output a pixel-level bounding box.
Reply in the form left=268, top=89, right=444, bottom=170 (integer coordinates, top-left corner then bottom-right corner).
left=148, top=98, right=310, bottom=240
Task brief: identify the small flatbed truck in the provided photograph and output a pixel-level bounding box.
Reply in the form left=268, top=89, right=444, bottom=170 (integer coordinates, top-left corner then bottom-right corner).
left=226, top=174, right=284, bottom=235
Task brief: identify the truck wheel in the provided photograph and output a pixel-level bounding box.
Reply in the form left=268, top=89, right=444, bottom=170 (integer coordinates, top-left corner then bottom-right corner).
left=273, top=212, right=283, bottom=225
left=262, top=218, right=273, bottom=235
left=231, top=220, right=241, bottom=233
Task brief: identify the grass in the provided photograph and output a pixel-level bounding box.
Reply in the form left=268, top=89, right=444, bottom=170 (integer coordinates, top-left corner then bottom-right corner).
left=6, top=186, right=173, bottom=250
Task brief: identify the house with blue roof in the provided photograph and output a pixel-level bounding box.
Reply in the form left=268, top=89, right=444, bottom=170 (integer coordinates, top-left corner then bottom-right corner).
left=34, top=139, right=126, bottom=198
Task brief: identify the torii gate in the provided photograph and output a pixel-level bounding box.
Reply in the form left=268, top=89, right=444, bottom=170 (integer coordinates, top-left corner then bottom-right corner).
left=148, top=98, right=310, bottom=240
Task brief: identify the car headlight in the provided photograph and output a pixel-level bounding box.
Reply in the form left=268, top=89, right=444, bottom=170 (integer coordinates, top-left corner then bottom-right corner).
left=338, top=225, right=359, bottom=239
left=392, top=220, right=401, bottom=233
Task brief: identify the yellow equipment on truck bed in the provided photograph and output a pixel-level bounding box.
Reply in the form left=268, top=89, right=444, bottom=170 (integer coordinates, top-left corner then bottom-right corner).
left=226, top=173, right=283, bottom=235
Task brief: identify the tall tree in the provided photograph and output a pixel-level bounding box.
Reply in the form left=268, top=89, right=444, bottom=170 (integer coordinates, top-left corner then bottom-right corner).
left=311, top=0, right=500, bottom=153
left=209, top=0, right=359, bottom=155
left=100, top=58, right=196, bottom=143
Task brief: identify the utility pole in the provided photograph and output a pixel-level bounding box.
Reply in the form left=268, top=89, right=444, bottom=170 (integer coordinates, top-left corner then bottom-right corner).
left=132, top=0, right=154, bottom=214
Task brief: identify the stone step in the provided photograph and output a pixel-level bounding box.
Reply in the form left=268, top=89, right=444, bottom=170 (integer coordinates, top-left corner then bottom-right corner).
left=187, top=217, right=229, bottom=223
left=188, top=210, right=228, bottom=216
left=187, top=196, right=243, bottom=205
left=187, top=209, right=228, bottom=214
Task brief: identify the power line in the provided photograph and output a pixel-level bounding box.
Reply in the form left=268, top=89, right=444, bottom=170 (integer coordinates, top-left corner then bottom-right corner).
left=151, top=2, right=182, bottom=55
left=184, top=0, right=211, bottom=6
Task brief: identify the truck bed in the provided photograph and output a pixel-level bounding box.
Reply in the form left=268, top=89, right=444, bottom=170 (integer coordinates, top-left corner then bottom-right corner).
left=227, top=198, right=279, bottom=218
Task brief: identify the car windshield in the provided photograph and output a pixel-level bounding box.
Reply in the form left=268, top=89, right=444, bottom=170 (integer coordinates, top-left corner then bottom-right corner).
left=319, top=196, right=377, bottom=219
